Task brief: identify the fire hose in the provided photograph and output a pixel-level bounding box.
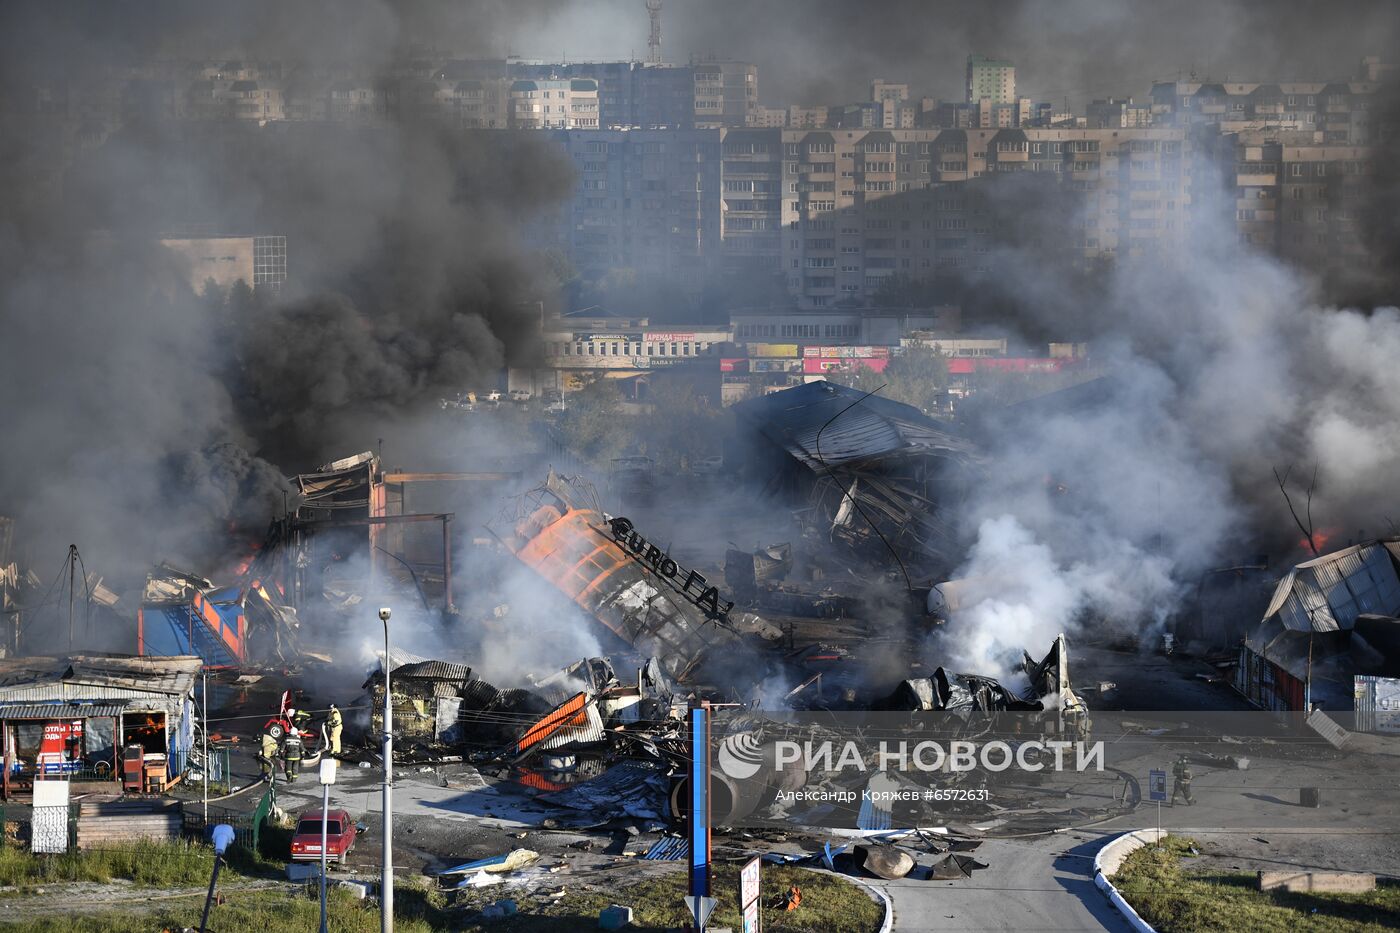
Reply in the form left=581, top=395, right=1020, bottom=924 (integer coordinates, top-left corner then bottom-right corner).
left=199, top=727, right=329, bottom=803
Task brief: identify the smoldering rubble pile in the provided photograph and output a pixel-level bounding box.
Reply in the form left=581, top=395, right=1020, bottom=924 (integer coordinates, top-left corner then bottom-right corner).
left=729, top=381, right=981, bottom=578
left=362, top=650, right=687, bottom=823
left=326, top=460, right=1107, bottom=845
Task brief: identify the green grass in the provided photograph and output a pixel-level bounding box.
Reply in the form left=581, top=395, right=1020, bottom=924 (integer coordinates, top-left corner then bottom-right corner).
left=1114, top=835, right=1400, bottom=933
left=0, top=839, right=217, bottom=887
left=449, top=862, right=882, bottom=932
left=1, top=860, right=882, bottom=932
left=10, top=885, right=444, bottom=933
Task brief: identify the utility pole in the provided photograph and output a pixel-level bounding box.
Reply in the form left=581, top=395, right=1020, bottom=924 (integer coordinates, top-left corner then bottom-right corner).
left=67, top=544, right=77, bottom=652
left=202, top=668, right=209, bottom=823
left=379, top=606, right=394, bottom=933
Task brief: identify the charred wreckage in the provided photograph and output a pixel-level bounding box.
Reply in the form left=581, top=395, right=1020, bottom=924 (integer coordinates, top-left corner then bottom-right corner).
left=1, top=383, right=1106, bottom=850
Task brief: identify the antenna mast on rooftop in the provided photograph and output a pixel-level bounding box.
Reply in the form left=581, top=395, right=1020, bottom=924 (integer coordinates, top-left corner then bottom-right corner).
left=645, top=0, right=662, bottom=64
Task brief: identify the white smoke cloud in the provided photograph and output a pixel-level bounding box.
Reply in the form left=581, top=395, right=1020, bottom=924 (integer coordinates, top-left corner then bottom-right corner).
left=941, top=155, right=1400, bottom=674
left=942, top=515, right=1176, bottom=677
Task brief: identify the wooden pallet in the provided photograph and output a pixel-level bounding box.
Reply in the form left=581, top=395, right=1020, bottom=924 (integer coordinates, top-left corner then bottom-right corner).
left=73, top=798, right=184, bottom=849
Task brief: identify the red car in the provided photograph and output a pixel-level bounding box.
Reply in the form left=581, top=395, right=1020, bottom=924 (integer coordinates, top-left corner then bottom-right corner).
left=290, top=808, right=356, bottom=862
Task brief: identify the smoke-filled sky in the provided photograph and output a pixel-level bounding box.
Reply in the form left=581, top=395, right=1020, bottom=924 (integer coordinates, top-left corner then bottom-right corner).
left=7, top=1, right=1396, bottom=106
left=936, top=149, right=1400, bottom=676
left=505, top=0, right=1399, bottom=106
left=2, top=0, right=1400, bottom=675
left=0, top=1, right=578, bottom=596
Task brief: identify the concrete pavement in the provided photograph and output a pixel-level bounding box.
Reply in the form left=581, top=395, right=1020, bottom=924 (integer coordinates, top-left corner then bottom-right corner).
left=869, top=832, right=1134, bottom=933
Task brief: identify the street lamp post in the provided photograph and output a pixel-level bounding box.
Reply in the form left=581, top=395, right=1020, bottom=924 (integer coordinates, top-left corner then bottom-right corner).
left=379, top=606, right=394, bottom=933
left=318, top=757, right=337, bottom=933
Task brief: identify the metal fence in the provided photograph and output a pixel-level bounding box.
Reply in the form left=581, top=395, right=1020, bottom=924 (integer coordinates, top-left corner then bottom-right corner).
left=181, top=783, right=274, bottom=854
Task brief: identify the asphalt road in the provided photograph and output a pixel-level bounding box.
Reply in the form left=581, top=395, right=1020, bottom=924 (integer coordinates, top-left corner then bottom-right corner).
left=865, top=831, right=1133, bottom=933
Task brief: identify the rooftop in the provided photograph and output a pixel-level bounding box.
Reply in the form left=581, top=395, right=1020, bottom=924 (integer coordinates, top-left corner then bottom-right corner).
left=0, top=654, right=201, bottom=696
left=733, top=380, right=976, bottom=471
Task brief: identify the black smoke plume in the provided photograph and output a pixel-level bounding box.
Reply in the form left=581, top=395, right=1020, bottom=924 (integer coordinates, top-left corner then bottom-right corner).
left=0, top=2, right=575, bottom=607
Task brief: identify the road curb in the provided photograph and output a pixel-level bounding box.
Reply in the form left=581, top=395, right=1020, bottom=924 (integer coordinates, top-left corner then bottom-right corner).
left=798, top=867, right=892, bottom=933
left=1092, top=829, right=1164, bottom=933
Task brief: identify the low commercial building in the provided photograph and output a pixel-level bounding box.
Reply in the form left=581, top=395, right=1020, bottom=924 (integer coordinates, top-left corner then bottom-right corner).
left=901, top=335, right=1008, bottom=357
left=518, top=309, right=731, bottom=396
left=160, top=234, right=287, bottom=292
left=0, top=655, right=200, bottom=797
left=723, top=307, right=962, bottom=403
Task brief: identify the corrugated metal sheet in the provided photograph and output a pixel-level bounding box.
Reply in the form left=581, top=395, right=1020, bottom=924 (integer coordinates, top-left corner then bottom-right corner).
left=392, top=660, right=472, bottom=682
left=0, top=702, right=128, bottom=719
left=733, top=380, right=975, bottom=472
left=1266, top=542, right=1400, bottom=633
left=0, top=684, right=189, bottom=707
left=459, top=678, right=500, bottom=710
left=643, top=836, right=688, bottom=860
left=537, top=761, right=668, bottom=812
left=0, top=656, right=198, bottom=696
left=68, top=657, right=200, bottom=695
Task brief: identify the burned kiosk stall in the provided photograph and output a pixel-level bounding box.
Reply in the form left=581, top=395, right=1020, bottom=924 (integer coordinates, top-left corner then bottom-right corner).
left=0, top=655, right=200, bottom=798
left=1235, top=539, right=1400, bottom=714
left=365, top=653, right=492, bottom=744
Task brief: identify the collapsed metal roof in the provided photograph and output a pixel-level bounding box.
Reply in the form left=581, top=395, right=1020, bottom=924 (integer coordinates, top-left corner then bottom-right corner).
left=1262, top=540, right=1400, bottom=633
left=0, top=655, right=200, bottom=699
left=732, top=380, right=976, bottom=472
left=296, top=450, right=378, bottom=506
left=391, top=660, right=473, bottom=682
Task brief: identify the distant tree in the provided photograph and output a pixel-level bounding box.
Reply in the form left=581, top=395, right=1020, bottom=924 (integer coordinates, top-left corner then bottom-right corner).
left=829, top=346, right=949, bottom=414
left=632, top=380, right=727, bottom=471
left=226, top=279, right=256, bottom=314
left=555, top=376, right=625, bottom=462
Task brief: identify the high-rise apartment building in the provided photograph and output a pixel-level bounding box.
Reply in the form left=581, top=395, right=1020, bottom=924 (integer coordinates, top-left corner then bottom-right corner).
left=720, top=129, right=784, bottom=275
left=1203, top=127, right=1375, bottom=290
left=788, top=106, right=831, bottom=129
left=777, top=126, right=1192, bottom=307
left=1086, top=97, right=1154, bottom=128
left=1149, top=80, right=1380, bottom=143
left=693, top=61, right=758, bottom=128
left=509, top=78, right=599, bottom=129
left=871, top=79, right=910, bottom=128
left=966, top=54, right=1016, bottom=104
left=512, top=61, right=696, bottom=128
left=545, top=129, right=724, bottom=292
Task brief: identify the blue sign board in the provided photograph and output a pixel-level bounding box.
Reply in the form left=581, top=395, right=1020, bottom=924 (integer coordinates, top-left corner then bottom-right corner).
left=1149, top=769, right=1167, bottom=802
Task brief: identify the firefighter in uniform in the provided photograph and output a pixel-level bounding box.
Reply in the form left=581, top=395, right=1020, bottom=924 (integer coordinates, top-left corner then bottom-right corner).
left=282, top=728, right=304, bottom=782
left=258, top=729, right=280, bottom=781
left=1171, top=753, right=1194, bottom=806
left=327, top=703, right=343, bottom=756
left=1076, top=712, right=1093, bottom=745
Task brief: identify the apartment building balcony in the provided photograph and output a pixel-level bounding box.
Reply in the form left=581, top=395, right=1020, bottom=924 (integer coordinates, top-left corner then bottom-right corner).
left=1236, top=172, right=1278, bottom=187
